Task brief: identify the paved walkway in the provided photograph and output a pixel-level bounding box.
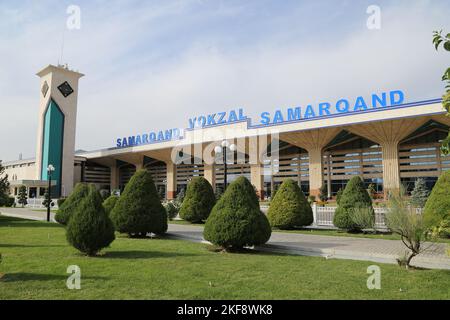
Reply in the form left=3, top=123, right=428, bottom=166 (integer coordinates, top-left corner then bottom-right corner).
left=1, top=208, right=449, bottom=270
left=166, top=224, right=450, bottom=270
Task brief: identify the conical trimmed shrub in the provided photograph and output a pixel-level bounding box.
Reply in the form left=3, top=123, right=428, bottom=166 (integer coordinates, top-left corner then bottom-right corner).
left=410, top=178, right=429, bottom=208
left=110, top=169, right=167, bottom=236
left=204, top=177, right=271, bottom=250
left=55, top=183, right=89, bottom=225
left=424, top=171, right=450, bottom=233
left=179, top=177, right=216, bottom=223
left=66, top=185, right=115, bottom=256
left=103, top=195, right=119, bottom=215
left=333, top=176, right=374, bottom=231
left=268, top=179, right=313, bottom=229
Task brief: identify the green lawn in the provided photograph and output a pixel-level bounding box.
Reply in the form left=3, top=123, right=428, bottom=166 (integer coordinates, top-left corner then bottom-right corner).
left=0, top=215, right=449, bottom=300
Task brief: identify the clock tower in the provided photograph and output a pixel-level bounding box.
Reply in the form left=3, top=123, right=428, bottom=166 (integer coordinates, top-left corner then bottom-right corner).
left=35, top=65, right=84, bottom=198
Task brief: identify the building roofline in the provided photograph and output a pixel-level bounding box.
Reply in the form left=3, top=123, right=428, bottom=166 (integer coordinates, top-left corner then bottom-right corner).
left=2, top=158, right=36, bottom=166
left=36, top=64, right=84, bottom=78
left=3, top=155, right=86, bottom=166
left=78, top=98, right=445, bottom=159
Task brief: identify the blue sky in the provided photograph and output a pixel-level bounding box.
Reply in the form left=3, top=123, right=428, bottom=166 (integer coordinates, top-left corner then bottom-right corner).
left=1, top=0, right=449, bottom=161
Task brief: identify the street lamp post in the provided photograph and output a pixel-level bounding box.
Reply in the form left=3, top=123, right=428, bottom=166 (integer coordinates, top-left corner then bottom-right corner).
left=215, top=141, right=237, bottom=191
left=46, top=164, right=55, bottom=222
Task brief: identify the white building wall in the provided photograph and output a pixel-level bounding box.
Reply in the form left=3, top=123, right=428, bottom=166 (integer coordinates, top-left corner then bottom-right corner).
left=3, top=160, right=36, bottom=182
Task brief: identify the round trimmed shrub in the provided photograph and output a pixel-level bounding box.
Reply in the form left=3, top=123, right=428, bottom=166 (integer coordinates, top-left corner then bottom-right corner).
left=55, top=183, right=89, bottom=225
left=110, top=169, right=167, bottom=236
left=103, top=195, right=119, bottom=215
left=333, top=176, right=374, bottom=232
left=203, top=177, right=271, bottom=250
left=179, top=177, right=216, bottom=223
left=66, top=185, right=115, bottom=256
left=268, top=179, right=313, bottom=229
left=424, top=171, right=450, bottom=234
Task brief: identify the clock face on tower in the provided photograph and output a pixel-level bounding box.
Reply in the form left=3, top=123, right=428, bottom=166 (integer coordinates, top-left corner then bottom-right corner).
left=57, top=81, right=74, bottom=98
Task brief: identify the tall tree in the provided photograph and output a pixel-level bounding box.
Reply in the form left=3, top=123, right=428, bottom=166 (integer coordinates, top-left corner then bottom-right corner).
left=17, top=186, right=28, bottom=207
left=432, top=30, right=450, bottom=154
left=410, top=178, right=429, bottom=208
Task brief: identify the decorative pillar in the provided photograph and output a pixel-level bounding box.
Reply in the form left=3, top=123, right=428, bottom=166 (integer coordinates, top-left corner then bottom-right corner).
left=279, top=128, right=341, bottom=200
left=204, top=164, right=216, bottom=190
left=380, top=141, right=400, bottom=198
left=131, top=155, right=145, bottom=171
left=297, top=154, right=302, bottom=188
left=345, top=118, right=428, bottom=200
left=251, top=163, right=265, bottom=200
left=270, top=161, right=275, bottom=198
left=166, top=162, right=177, bottom=200
left=326, top=152, right=332, bottom=199
left=308, top=147, right=324, bottom=198
left=312, top=202, right=317, bottom=226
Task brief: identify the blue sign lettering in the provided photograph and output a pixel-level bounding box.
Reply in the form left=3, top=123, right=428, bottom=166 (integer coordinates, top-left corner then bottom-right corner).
left=257, top=90, right=405, bottom=125
left=115, top=90, right=406, bottom=148
left=116, top=128, right=183, bottom=148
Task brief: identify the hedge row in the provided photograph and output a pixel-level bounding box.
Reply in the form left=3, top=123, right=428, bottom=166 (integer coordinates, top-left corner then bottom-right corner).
left=59, top=167, right=450, bottom=256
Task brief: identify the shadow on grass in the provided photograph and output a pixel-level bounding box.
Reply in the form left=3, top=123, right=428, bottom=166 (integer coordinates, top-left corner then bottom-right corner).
left=1, top=272, right=109, bottom=282
left=0, top=218, right=62, bottom=229
left=204, top=244, right=293, bottom=257
left=0, top=243, right=66, bottom=248
left=168, top=220, right=205, bottom=226
left=103, top=250, right=198, bottom=259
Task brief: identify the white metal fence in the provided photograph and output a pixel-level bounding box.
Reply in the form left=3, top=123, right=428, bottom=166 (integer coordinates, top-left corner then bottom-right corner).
left=13, top=197, right=58, bottom=209
left=312, top=204, right=423, bottom=230
left=314, top=206, right=335, bottom=227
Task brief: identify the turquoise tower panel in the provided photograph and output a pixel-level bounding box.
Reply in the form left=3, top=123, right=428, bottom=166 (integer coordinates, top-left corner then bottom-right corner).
left=41, top=99, right=64, bottom=197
